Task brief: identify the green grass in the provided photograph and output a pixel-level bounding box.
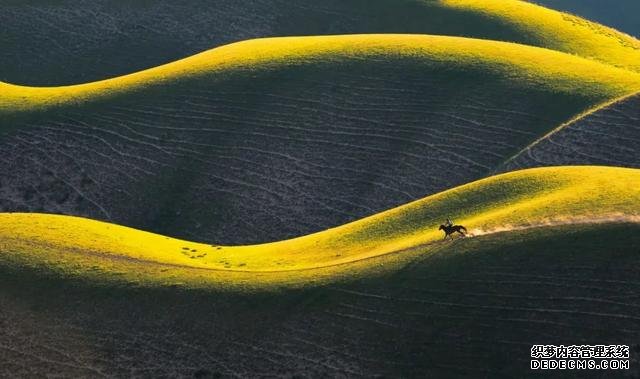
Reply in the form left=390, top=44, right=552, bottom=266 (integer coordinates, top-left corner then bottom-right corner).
left=3, top=34, right=639, bottom=113
left=1, top=166, right=638, bottom=290
left=2, top=1, right=640, bottom=376
left=529, top=0, right=640, bottom=38
left=1, top=222, right=638, bottom=376
left=3, top=0, right=640, bottom=86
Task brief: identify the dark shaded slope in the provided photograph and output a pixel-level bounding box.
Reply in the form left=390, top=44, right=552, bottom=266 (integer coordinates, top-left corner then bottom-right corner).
left=3, top=0, right=640, bottom=85
left=2, top=223, right=639, bottom=377
left=499, top=93, right=640, bottom=172
left=0, top=56, right=608, bottom=244
left=531, top=0, right=640, bottom=38
left=1, top=0, right=519, bottom=85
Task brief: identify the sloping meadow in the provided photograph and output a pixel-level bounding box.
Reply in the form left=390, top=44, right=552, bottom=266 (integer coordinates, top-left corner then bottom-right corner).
left=3, top=0, right=640, bottom=86
left=1, top=35, right=639, bottom=243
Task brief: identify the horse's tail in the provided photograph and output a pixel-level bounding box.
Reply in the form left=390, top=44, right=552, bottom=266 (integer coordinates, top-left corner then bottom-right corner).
left=460, top=225, right=467, bottom=232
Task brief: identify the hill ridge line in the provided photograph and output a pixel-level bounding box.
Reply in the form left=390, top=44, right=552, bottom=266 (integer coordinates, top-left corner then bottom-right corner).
left=3, top=213, right=636, bottom=275
left=3, top=34, right=640, bottom=91
left=497, top=89, right=640, bottom=169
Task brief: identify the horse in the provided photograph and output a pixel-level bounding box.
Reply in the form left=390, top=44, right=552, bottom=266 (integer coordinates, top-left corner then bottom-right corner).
left=439, top=224, right=467, bottom=240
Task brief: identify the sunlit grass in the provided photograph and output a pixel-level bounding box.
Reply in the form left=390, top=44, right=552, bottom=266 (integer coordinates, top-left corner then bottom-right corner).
left=441, top=0, right=640, bottom=72
left=2, top=34, right=640, bottom=114
left=1, top=166, right=638, bottom=290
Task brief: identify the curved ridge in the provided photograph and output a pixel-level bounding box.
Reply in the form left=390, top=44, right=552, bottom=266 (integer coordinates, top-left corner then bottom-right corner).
left=441, top=0, right=640, bottom=72
left=1, top=166, right=639, bottom=288
left=2, top=34, right=640, bottom=113
left=498, top=90, right=640, bottom=170
left=3, top=34, right=640, bottom=244
left=3, top=0, right=640, bottom=86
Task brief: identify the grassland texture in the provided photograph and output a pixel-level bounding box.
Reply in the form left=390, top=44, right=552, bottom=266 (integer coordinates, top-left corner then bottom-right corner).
left=2, top=1, right=640, bottom=376
left=1, top=224, right=639, bottom=377
left=500, top=93, right=640, bottom=171
left=530, top=0, right=640, bottom=37
left=3, top=36, right=639, bottom=243
left=3, top=0, right=640, bottom=85
left=1, top=166, right=638, bottom=287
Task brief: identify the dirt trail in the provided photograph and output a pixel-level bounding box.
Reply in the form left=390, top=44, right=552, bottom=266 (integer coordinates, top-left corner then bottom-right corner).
left=467, top=213, right=640, bottom=237
left=4, top=215, right=638, bottom=277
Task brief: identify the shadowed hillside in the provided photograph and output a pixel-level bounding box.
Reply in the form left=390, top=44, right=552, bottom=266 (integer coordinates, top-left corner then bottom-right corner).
left=3, top=0, right=640, bottom=85
left=3, top=1, right=640, bottom=377
left=1, top=166, right=638, bottom=288
left=1, top=166, right=639, bottom=376
left=2, top=36, right=639, bottom=243
left=1, top=223, right=639, bottom=377
left=531, top=0, right=640, bottom=37
left=499, top=93, right=640, bottom=171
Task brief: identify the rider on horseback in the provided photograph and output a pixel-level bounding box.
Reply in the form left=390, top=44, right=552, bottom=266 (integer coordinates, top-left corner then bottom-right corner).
left=439, top=217, right=467, bottom=240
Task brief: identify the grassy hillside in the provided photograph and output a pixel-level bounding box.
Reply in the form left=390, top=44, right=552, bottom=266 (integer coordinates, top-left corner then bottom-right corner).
left=4, top=34, right=640, bottom=113
left=499, top=92, right=640, bottom=171
left=530, top=0, right=640, bottom=38
left=1, top=220, right=639, bottom=376
left=2, top=35, right=640, bottom=244
left=1, top=166, right=638, bottom=289
left=4, top=2, right=640, bottom=377
left=2, top=0, right=640, bottom=85
left=440, top=0, right=640, bottom=72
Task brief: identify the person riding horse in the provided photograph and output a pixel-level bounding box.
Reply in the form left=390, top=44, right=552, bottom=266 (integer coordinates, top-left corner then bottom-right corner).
left=439, top=217, right=467, bottom=240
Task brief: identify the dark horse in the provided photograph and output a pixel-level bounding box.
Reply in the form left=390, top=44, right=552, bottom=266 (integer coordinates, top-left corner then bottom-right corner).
left=439, top=224, right=467, bottom=240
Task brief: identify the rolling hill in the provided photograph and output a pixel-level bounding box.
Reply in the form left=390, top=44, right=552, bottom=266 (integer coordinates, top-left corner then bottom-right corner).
left=3, top=1, right=640, bottom=376
left=3, top=224, right=639, bottom=377
left=1, top=167, right=639, bottom=377
left=499, top=92, right=640, bottom=171
left=3, top=0, right=640, bottom=85
left=530, top=0, right=640, bottom=38
left=2, top=35, right=639, bottom=243
left=1, top=166, right=638, bottom=289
